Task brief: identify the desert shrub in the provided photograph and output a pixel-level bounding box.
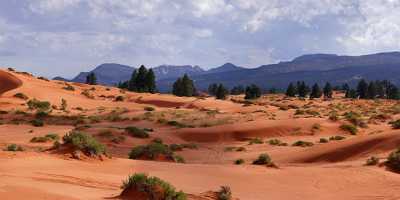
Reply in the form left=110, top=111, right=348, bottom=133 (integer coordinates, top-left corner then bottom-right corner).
left=62, top=131, right=106, bottom=155
left=292, top=140, right=314, bottom=147
left=267, top=139, right=288, bottom=146
left=173, top=155, right=185, bottom=163
left=81, top=90, right=94, bottom=99
left=252, top=153, right=272, bottom=165
left=319, top=138, right=329, bottom=143
left=294, top=109, right=305, bottom=115
left=111, top=136, right=126, bottom=144
left=61, top=99, right=67, bottom=111
left=234, top=159, right=244, bottom=165
left=329, top=135, right=346, bottom=141
left=13, top=92, right=28, bottom=100
left=340, top=124, right=358, bottom=135
left=115, top=96, right=124, bottom=101
left=121, top=173, right=186, bottom=200
left=144, top=106, right=155, bottom=111
left=365, top=156, right=379, bottom=166
left=167, top=120, right=188, bottom=128
left=0, top=110, right=8, bottom=114
left=125, top=126, right=149, bottom=138
left=152, top=138, right=163, bottom=144
left=129, top=143, right=173, bottom=160
left=62, top=84, right=75, bottom=91
left=248, top=138, right=263, bottom=145
left=97, top=130, right=113, bottom=138
left=35, top=111, right=49, bottom=118
left=31, top=119, right=44, bottom=127
left=5, top=144, right=23, bottom=151
left=390, top=120, right=400, bottom=129
left=38, top=76, right=49, bottom=81
left=31, top=134, right=58, bottom=143
left=312, top=123, right=321, bottom=131
left=387, top=148, right=400, bottom=171
left=328, top=112, right=339, bottom=121
left=344, top=111, right=366, bottom=127
left=217, top=186, right=232, bottom=200
left=27, top=99, right=50, bottom=111
left=236, top=147, right=246, bottom=152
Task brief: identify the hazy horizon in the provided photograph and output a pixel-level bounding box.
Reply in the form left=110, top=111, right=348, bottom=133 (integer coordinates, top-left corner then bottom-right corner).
left=0, top=1, right=399, bottom=78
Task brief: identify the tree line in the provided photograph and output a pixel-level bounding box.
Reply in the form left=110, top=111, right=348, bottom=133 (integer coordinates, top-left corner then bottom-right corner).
left=286, top=81, right=333, bottom=99
left=117, top=65, right=156, bottom=93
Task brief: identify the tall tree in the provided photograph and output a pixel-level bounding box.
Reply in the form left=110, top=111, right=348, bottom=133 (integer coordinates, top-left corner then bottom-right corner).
left=286, top=82, right=296, bottom=97
left=215, top=84, right=229, bottom=100
left=310, top=83, right=322, bottom=99
left=135, top=65, right=148, bottom=92
left=86, top=72, right=97, bottom=85
left=356, top=79, right=368, bottom=99
left=367, top=81, right=377, bottom=99
left=230, top=85, right=245, bottom=95
left=323, top=82, right=333, bottom=98
left=172, top=74, right=196, bottom=97
left=145, top=69, right=156, bottom=93
left=128, top=70, right=137, bottom=91
left=298, top=81, right=309, bottom=98
left=245, top=84, right=261, bottom=99
left=387, top=84, right=400, bottom=99
left=208, top=83, right=218, bottom=96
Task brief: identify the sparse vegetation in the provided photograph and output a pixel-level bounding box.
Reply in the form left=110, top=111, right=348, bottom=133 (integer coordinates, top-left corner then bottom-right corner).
left=217, top=186, right=232, bottom=200
left=125, top=126, right=149, bottom=138
left=248, top=138, right=263, bottom=145
left=5, top=144, right=23, bottom=151
left=234, top=159, right=245, bottom=165
left=31, top=134, right=59, bottom=143
left=319, top=138, right=329, bottom=143
left=268, top=139, right=288, bottom=146
left=390, top=119, right=400, bottom=129
left=27, top=99, right=50, bottom=111
left=13, top=92, right=28, bottom=100
left=129, top=142, right=173, bottom=160
left=252, top=153, right=272, bottom=165
left=62, top=84, right=75, bottom=91
left=387, top=148, right=400, bottom=171
left=365, top=156, right=379, bottom=166
left=120, top=173, right=186, bottom=200
left=329, top=135, right=346, bottom=141
left=144, top=106, right=155, bottom=111
left=292, top=140, right=314, bottom=147
left=340, top=124, right=358, bottom=135
left=31, top=119, right=44, bottom=127
left=62, top=131, right=106, bottom=155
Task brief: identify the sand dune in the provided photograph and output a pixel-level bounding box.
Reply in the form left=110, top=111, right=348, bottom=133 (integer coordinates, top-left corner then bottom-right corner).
left=0, top=70, right=22, bottom=95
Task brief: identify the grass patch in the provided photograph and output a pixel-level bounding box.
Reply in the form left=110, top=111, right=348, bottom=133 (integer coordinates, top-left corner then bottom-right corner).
left=340, top=124, right=358, bottom=135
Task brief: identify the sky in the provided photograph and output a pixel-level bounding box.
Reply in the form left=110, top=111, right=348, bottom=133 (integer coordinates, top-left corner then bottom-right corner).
left=0, top=0, right=400, bottom=78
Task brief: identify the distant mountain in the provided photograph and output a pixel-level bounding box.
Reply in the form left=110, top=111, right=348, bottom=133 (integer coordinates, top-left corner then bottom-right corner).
left=53, top=76, right=69, bottom=81
left=206, top=63, right=244, bottom=74
left=70, top=63, right=134, bottom=86
left=152, top=65, right=205, bottom=80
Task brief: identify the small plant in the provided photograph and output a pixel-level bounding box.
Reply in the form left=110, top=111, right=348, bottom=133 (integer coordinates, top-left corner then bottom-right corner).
left=340, top=124, right=358, bottom=135
left=5, top=144, right=23, bottom=151
left=120, top=173, right=186, bottom=200
left=61, top=98, right=67, bottom=111
left=390, top=119, right=400, bottom=129
left=30, top=134, right=59, bottom=143
left=387, top=148, right=400, bottom=171
left=234, top=159, right=244, bottom=165
left=27, top=99, right=50, bottom=111
left=125, top=126, right=149, bottom=138
left=236, top=147, right=246, bottom=151
left=144, top=106, right=155, bottom=111
left=169, top=144, right=183, bottom=151
left=365, top=156, right=379, bottom=166
left=167, top=120, right=187, bottom=128
left=62, top=131, right=106, bottom=155
left=35, top=111, right=49, bottom=118
left=115, top=96, right=124, bottom=101
left=129, top=143, right=173, bottom=160
left=248, top=138, right=263, bottom=145
left=292, top=140, right=314, bottom=147
left=81, top=90, right=94, bottom=99
left=319, top=138, right=329, bottom=143
left=181, top=143, right=198, bottom=149
left=152, top=138, right=163, bottom=144
left=174, top=155, right=185, bottom=163
left=329, top=135, right=346, bottom=141
left=62, top=84, right=75, bottom=91
left=13, top=93, right=28, bottom=100
left=217, top=186, right=232, bottom=200
left=329, top=112, right=339, bottom=121
left=31, top=119, right=44, bottom=127
left=252, top=153, right=272, bottom=165
left=268, top=139, right=287, bottom=146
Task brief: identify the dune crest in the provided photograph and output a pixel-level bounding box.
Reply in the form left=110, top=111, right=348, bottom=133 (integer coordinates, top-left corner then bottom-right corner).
left=0, top=70, right=22, bottom=95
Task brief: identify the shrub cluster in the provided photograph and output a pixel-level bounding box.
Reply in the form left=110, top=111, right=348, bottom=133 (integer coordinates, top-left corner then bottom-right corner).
left=62, top=131, right=106, bottom=155
left=387, top=148, right=400, bottom=171
left=125, top=126, right=149, bottom=138
left=31, top=134, right=59, bottom=143
left=340, top=124, right=358, bottom=135
left=5, top=144, right=23, bottom=151
left=292, top=140, right=314, bottom=147
left=27, top=99, right=50, bottom=111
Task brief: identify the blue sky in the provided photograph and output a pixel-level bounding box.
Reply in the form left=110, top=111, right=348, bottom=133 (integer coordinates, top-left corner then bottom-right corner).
left=0, top=0, right=399, bottom=78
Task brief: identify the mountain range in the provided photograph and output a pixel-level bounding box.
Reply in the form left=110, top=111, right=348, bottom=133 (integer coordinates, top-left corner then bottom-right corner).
left=55, top=52, right=400, bottom=92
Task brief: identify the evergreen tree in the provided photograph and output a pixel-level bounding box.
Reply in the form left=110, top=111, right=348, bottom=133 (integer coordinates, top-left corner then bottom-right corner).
left=172, top=74, right=196, bottom=97
left=230, top=85, right=245, bottom=95
left=135, top=65, right=148, bottom=92
left=208, top=83, right=218, bottom=96
left=323, top=82, right=333, bottom=98
left=356, top=79, right=368, bottom=99
left=215, top=84, right=229, bottom=100
left=86, top=72, right=97, bottom=85
left=346, top=89, right=358, bottom=99
left=128, top=70, right=137, bottom=91
left=298, top=81, right=309, bottom=98
left=367, top=81, right=377, bottom=99
left=342, top=83, right=350, bottom=92
left=286, top=83, right=296, bottom=97
left=375, top=81, right=385, bottom=98
left=245, top=84, right=261, bottom=99
left=310, top=83, right=322, bottom=99
left=387, top=84, right=400, bottom=99
left=144, top=69, right=156, bottom=93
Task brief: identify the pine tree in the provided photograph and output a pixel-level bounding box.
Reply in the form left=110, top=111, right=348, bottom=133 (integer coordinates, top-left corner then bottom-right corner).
left=208, top=83, right=218, bottom=96
left=387, top=84, right=400, bottom=99
left=128, top=70, right=137, bottom=91
left=323, top=82, right=333, bottom=98
left=172, top=74, right=196, bottom=97
left=347, top=89, right=358, bottom=99
left=86, top=72, right=97, bottom=85
left=310, top=83, right=322, bottom=99
left=172, top=78, right=183, bottom=96
left=135, top=65, right=148, bottom=92
left=215, top=84, right=229, bottom=100
left=286, top=83, right=296, bottom=97
left=298, top=81, right=309, bottom=98
left=245, top=84, right=261, bottom=99
left=367, top=81, right=377, bottom=99
left=375, top=81, right=385, bottom=98
left=145, top=69, right=156, bottom=93
left=356, top=79, right=368, bottom=99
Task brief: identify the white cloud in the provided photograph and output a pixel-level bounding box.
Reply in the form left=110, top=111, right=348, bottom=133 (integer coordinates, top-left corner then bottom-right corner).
left=29, top=0, right=81, bottom=14
left=194, top=29, right=213, bottom=38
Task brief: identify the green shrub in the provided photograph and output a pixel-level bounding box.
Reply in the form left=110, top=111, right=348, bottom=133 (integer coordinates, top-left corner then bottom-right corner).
left=390, top=120, right=400, bottom=129
left=129, top=143, right=173, bottom=160
left=252, top=153, right=272, bottom=165
left=62, top=84, right=75, bottom=91
left=27, top=99, right=50, bottom=111
left=62, top=131, right=106, bottom=155
left=167, top=120, right=187, bottom=128
left=344, top=111, right=366, bottom=127
left=125, top=126, right=149, bottom=138
left=234, top=159, right=244, bottom=165
left=5, top=144, right=23, bottom=151
left=365, top=156, right=379, bottom=166
left=111, top=136, right=126, bottom=144
left=387, top=148, right=400, bottom=171
left=144, top=106, right=155, bottom=111
left=340, top=124, right=358, bottom=135
left=121, top=173, right=186, bottom=200
left=30, top=134, right=58, bottom=143
left=31, top=119, right=44, bottom=127
left=152, top=138, right=163, bottom=144
left=35, top=111, right=49, bottom=118
left=329, top=135, right=346, bottom=141
left=319, top=138, right=329, bottom=143
left=248, top=138, right=263, bottom=145
left=217, top=186, right=232, bottom=200
left=292, top=140, right=314, bottom=147
left=268, top=139, right=287, bottom=146
left=13, top=93, right=28, bottom=100
left=169, top=144, right=183, bottom=151
left=173, top=155, right=185, bottom=163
